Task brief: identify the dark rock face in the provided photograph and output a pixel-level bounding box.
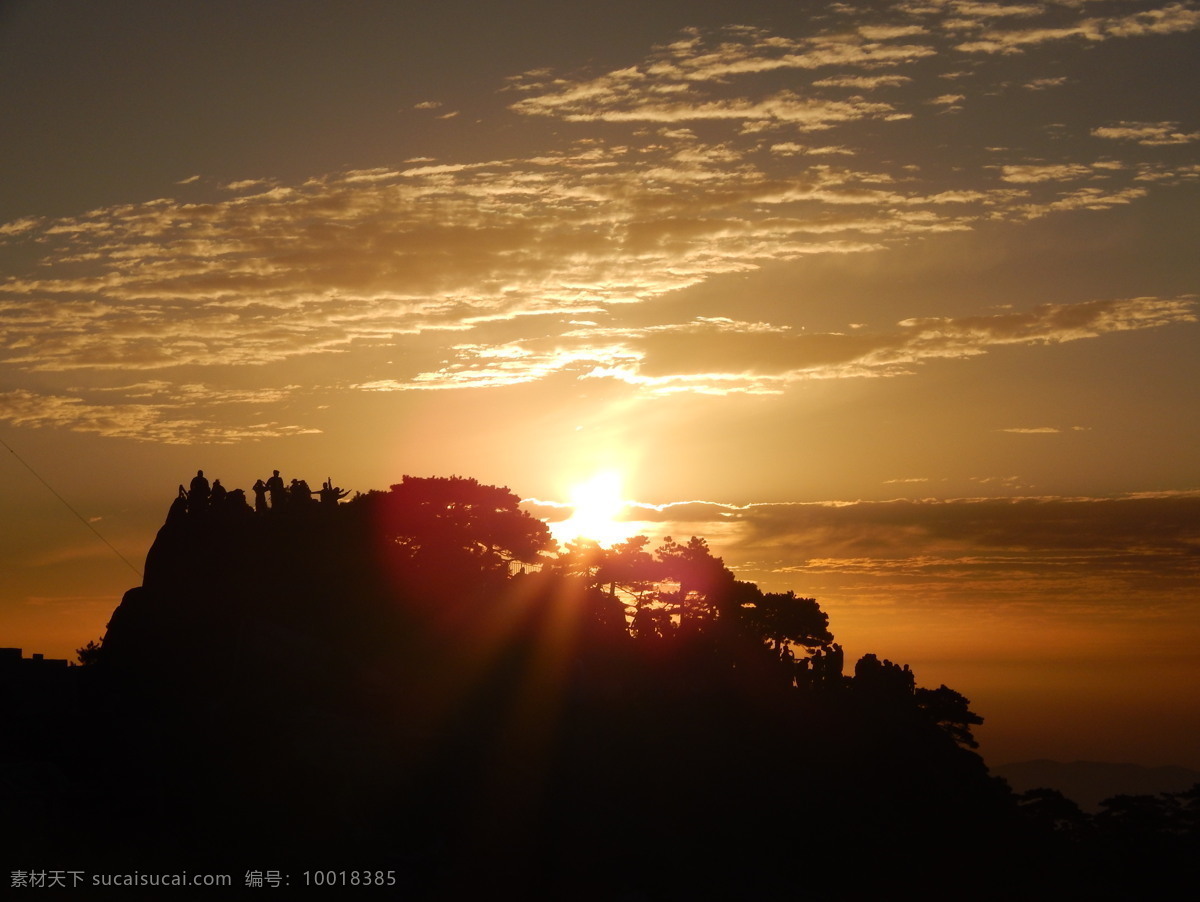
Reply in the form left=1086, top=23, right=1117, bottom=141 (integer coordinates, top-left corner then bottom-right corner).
left=105, top=502, right=368, bottom=690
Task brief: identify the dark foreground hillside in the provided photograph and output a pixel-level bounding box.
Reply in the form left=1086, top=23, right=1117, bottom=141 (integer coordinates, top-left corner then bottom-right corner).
left=4, top=476, right=1195, bottom=897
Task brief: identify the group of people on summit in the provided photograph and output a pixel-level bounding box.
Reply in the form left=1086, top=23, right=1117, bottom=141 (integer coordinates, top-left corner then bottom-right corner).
left=790, top=642, right=846, bottom=689
left=180, top=470, right=350, bottom=515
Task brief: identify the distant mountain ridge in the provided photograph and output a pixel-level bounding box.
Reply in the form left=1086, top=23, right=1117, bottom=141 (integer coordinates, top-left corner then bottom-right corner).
left=994, top=759, right=1200, bottom=812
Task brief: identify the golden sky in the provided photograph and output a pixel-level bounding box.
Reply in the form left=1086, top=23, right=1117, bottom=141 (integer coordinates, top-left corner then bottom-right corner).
left=1, top=0, right=1197, bottom=768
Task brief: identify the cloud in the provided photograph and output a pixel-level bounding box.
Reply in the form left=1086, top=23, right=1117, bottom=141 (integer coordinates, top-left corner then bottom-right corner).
left=0, top=388, right=320, bottom=444
left=811, top=75, right=913, bottom=89
left=520, top=489, right=1200, bottom=611
left=1000, top=163, right=1096, bottom=183
left=739, top=492, right=1200, bottom=558
left=1019, top=185, right=1149, bottom=216
left=944, top=4, right=1046, bottom=20
left=955, top=24, right=1103, bottom=54
left=606, top=492, right=1200, bottom=612
left=0, top=144, right=1051, bottom=381
left=1103, top=2, right=1200, bottom=38
left=1000, top=425, right=1092, bottom=435
left=0, top=216, right=43, bottom=237
left=944, top=1, right=1200, bottom=53
left=7, top=177, right=1187, bottom=407
left=223, top=178, right=276, bottom=192
left=744, top=493, right=1200, bottom=599
left=364, top=296, right=1196, bottom=395
left=1092, top=121, right=1200, bottom=146
left=1022, top=76, right=1068, bottom=90
left=507, top=26, right=934, bottom=125
left=516, top=90, right=901, bottom=128
left=769, top=143, right=855, bottom=156
left=0, top=10, right=1195, bottom=438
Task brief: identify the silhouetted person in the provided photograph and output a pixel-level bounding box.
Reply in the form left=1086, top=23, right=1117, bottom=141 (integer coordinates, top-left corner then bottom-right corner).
left=188, top=470, right=210, bottom=512
left=319, top=478, right=350, bottom=506
left=796, top=656, right=812, bottom=689
left=210, top=479, right=227, bottom=508
left=779, top=645, right=796, bottom=686
left=290, top=478, right=314, bottom=505
left=168, top=489, right=188, bottom=523
left=252, top=479, right=268, bottom=514
left=829, top=643, right=844, bottom=679
left=265, top=470, right=286, bottom=510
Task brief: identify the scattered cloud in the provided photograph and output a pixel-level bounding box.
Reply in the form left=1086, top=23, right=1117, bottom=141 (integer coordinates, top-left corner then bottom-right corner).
left=1103, top=2, right=1200, bottom=38
left=1000, top=163, right=1096, bottom=183
left=0, top=8, right=1195, bottom=440
left=506, top=25, right=933, bottom=126
left=944, top=1, right=1199, bottom=54
left=996, top=425, right=1090, bottom=434
left=1092, top=121, right=1200, bottom=146
left=0, top=147, right=1057, bottom=381
left=769, top=142, right=855, bottom=156
left=365, top=296, right=1196, bottom=395
left=223, top=178, right=275, bottom=192
left=0, top=217, right=43, bottom=237
left=1022, top=76, right=1068, bottom=90
left=0, top=388, right=321, bottom=444
left=1020, top=184, right=1148, bottom=216
left=812, top=75, right=913, bottom=89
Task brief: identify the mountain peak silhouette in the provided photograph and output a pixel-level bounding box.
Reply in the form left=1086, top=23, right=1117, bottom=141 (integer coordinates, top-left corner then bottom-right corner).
left=13, top=473, right=1192, bottom=894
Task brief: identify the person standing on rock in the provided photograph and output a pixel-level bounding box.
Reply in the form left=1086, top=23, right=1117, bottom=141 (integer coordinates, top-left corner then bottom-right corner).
left=265, top=470, right=286, bottom=510
left=188, top=470, right=210, bottom=512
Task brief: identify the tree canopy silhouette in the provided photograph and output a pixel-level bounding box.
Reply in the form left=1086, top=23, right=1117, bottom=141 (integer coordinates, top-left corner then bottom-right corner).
left=355, top=475, right=553, bottom=575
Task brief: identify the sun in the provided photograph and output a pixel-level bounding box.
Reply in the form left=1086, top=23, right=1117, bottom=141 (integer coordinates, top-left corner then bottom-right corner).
left=555, top=470, right=637, bottom=547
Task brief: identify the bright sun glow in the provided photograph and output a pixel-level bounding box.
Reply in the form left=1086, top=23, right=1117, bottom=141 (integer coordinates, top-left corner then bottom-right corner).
left=555, top=471, right=637, bottom=547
